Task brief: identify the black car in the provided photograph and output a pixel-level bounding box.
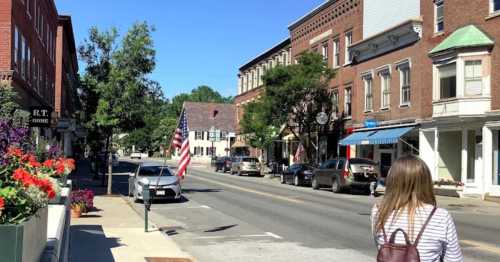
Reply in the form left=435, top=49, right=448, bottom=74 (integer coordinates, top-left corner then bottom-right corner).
left=280, top=163, right=314, bottom=186
left=312, top=158, right=378, bottom=194
left=213, top=156, right=232, bottom=173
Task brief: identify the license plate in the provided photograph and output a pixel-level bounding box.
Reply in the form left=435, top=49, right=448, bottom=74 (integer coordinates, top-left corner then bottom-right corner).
left=156, top=190, right=165, bottom=196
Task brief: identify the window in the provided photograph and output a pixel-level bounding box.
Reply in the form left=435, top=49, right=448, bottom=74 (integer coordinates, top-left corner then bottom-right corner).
left=363, top=75, right=373, bottom=112
left=282, top=51, right=288, bottom=65
left=465, top=60, right=482, bottom=96
left=439, top=63, right=456, bottom=99
left=321, top=43, right=328, bottom=62
left=206, top=147, right=216, bottom=156
left=380, top=72, right=391, bottom=109
left=399, top=65, right=411, bottom=105
left=344, top=31, right=353, bottom=64
left=492, top=0, right=500, bottom=12
left=14, top=26, right=19, bottom=67
left=27, top=47, right=31, bottom=81
left=344, top=87, right=352, bottom=117
left=33, top=57, right=37, bottom=90
left=194, top=147, right=203, bottom=156
left=333, top=38, right=340, bottom=67
left=195, top=131, right=203, bottom=140
left=331, top=89, right=339, bottom=114
left=435, top=0, right=444, bottom=33
left=21, top=35, right=26, bottom=79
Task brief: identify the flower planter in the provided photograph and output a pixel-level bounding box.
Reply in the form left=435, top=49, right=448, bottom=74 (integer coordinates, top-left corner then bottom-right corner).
left=0, top=207, right=48, bottom=262
left=71, top=207, right=82, bottom=218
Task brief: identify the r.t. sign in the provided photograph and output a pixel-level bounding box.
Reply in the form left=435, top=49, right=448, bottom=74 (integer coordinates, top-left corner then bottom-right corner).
left=29, top=106, right=52, bottom=127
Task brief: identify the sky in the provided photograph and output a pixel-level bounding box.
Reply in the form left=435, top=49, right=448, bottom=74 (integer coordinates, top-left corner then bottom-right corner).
left=55, top=0, right=325, bottom=99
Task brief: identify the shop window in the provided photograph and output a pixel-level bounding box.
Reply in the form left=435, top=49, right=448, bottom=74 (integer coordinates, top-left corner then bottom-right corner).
left=14, top=26, right=19, bottom=68
left=363, top=76, right=373, bottom=112
left=464, top=60, right=483, bottom=96
left=344, top=87, right=352, bottom=118
left=435, top=0, right=444, bottom=33
left=439, top=63, right=457, bottom=99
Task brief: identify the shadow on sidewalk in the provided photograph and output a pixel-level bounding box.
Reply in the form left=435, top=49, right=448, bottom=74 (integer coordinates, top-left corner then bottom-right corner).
left=70, top=225, right=122, bottom=262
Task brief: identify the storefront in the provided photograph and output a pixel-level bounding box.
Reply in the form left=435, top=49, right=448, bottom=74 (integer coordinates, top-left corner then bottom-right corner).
left=339, top=124, right=419, bottom=177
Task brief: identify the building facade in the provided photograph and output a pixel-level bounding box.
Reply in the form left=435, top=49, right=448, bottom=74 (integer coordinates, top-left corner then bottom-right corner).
left=0, top=0, right=58, bottom=114
left=173, top=102, right=236, bottom=163
left=234, top=38, right=291, bottom=159
left=55, top=15, right=80, bottom=157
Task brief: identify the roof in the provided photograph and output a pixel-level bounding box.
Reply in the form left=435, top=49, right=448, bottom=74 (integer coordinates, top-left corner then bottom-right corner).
left=183, top=102, right=236, bottom=132
left=239, top=38, right=291, bottom=72
left=430, top=25, right=494, bottom=55
left=288, top=1, right=337, bottom=30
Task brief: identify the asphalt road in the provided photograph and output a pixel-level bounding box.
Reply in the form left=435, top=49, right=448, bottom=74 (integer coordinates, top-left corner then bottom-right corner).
left=118, top=160, right=500, bottom=262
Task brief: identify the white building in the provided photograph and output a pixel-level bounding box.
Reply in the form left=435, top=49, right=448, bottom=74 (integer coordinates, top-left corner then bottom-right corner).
left=173, top=102, right=236, bottom=163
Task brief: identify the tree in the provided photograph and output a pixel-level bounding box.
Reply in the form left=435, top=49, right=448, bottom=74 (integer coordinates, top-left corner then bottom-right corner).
left=79, top=22, right=158, bottom=194
left=0, top=83, right=20, bottom=120
left=252, top=51, right=335, bottom=162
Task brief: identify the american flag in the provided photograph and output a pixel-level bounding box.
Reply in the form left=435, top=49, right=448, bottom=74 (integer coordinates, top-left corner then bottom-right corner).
left=173, top=110, right=190, bottom=178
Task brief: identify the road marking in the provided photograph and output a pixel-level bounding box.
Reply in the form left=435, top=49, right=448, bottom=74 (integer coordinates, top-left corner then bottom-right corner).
left=149, top=205, right=211, bottom=211
left=461, top=240, right=500, bottom=255
left=189, top=175, right=304, bottom=204
left=265, top=232, right=283, bottom=239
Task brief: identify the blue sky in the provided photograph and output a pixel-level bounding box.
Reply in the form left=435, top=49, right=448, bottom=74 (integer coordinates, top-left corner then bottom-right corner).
left=55, top=0, right=324, bottom=99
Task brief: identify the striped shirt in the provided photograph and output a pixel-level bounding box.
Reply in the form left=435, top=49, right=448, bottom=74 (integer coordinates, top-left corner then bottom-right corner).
left=371, top=204, right=463, bottom=262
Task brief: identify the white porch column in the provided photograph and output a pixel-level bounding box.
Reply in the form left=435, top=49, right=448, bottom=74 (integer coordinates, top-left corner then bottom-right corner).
left=461, top=128, right=468, bottom=184
left=419, top=128, right=438, bottom=181
left=482, top=126, right=493, bottom=197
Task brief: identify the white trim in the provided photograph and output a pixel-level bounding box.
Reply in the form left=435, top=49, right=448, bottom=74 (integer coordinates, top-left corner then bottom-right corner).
left=398, top=62, right=412, bottom=106
left=434, top=0, right=444, bottom=33
left=310, top=29, right=333, bottom=45
left=380, top=71, right=391, bottom=109
left=394, top=58, right=411, bottom=69
left=491, top=0, right=500, bottom=14
left=344, top=31, right=353, bottom=65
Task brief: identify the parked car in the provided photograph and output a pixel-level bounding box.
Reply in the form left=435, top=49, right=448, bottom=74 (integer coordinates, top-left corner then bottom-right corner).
left=311, top=158, right=378, bottom=194
left=129, top=162, right=182, bottom=202
left=280, top=163, right=314, bottom=186
left=213, top=156, right=232, bottom=172
left=130, top=152, right=148, bottom=159
left=230, top=157, right=262, bottom=176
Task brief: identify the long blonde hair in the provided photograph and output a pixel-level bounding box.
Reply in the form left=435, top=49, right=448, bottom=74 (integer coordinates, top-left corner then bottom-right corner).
left=376, top=155, right=436, bottom=239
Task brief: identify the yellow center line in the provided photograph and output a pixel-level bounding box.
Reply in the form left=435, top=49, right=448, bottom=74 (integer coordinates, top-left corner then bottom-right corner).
left=461, top=240, right=500, bottom=256
left=188, top=174, right=304, bottom=204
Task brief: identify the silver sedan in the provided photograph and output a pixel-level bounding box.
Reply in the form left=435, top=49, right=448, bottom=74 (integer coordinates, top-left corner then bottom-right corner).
left=129, top=162, right=182, bottom=202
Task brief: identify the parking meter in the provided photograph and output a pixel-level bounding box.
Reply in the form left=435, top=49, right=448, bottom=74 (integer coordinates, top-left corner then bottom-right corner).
left=142, top=184, right=151, bottom=232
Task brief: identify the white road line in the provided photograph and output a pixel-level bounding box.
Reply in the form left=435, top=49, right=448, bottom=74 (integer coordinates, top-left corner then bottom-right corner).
left=266, top=232, right=283, bottom=239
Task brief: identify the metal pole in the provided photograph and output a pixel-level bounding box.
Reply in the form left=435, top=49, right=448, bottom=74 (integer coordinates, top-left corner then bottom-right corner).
left=144, top=203, right=148, bottom=232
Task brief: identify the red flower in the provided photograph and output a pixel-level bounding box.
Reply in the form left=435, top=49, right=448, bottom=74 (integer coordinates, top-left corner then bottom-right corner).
left=43, top=159, right=54, bottom=168
left=27, top=155, right=41, bottom=168
left=7, top=147, right=22, bottom=158
left=12, top=168, right=34, bottom=187
left=0, top=196, right=5, bottom=210
left=55, top=163, right=65, bottom=175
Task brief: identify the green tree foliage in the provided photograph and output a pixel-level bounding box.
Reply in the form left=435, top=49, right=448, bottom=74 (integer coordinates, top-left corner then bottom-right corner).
left=243, top=51, right=335, bottom=162
left=79, top=22, right=159, bottom=194
left=0, top=83, right=20, bottom=120
left=240, top=100, right=277, bottom=151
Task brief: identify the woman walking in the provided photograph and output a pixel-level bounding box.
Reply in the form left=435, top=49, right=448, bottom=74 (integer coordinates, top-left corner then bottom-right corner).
left=371, top=155, right=463, bottom=262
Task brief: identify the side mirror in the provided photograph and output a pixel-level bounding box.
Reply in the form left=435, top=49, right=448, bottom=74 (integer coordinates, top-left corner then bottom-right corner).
left=129, top=172, right=135, bottom=177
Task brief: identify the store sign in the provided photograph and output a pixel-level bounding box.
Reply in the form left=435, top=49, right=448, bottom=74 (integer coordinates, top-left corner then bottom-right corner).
left=29, top=106, right=52, bottom=127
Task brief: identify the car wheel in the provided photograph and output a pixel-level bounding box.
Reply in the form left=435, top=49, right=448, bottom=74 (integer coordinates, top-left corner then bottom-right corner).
left=294, top=175, right=301, bottom=186
left=236, top=170, right=241, bottom=176
left=133, top=190, right=139, bottom=203
left=312, top=176, right=319, bottom=190
left=280, top=174, right=286, bottom=184
left=332, top=177, right=342, bottom=193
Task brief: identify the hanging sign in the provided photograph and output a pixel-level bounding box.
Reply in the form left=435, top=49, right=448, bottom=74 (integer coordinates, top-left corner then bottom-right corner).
left=29, top=106, right=52, bottom=127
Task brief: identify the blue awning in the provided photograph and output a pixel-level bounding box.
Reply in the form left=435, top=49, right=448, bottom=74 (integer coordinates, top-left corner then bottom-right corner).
left=339, top=126, right=414, bottom=146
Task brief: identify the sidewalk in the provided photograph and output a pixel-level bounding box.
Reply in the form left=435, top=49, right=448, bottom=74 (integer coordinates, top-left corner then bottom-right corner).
left=69, top=160, right=194, bottom=262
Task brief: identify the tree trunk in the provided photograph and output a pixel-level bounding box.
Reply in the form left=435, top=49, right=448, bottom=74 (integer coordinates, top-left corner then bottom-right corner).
left=106, top=134, right=113, bottom=195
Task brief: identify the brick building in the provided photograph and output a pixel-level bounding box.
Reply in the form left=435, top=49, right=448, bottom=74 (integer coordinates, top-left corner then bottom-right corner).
left=234, top=38, right=291, bottom=159
left=1, top=0, right=58, bottom=139
left=55, top=15, right=80, bottom=156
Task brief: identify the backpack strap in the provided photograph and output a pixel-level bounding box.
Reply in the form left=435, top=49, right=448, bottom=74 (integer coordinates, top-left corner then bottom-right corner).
left=414, top=206, right=437, bottom=246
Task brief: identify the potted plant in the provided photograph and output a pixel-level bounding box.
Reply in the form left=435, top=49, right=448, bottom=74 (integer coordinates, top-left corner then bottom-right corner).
left=70, top=189, right=94, bottom=216
left=70, top=202, right=84, bottom=218
left=0, top=146, right=57, bottom=262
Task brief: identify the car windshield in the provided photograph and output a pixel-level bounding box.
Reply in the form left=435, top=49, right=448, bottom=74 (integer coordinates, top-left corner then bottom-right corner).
left=138, top=166, right=173, bottom=177
left=242, top=157, right=259, bottom=163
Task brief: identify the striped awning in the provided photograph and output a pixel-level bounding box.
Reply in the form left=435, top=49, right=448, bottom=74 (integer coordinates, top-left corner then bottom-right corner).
left=339, top=126, right=414, bottom=146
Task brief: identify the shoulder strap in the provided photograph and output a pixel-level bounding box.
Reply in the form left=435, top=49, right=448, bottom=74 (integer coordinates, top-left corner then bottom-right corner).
left=414, top=206, right=437, bottom=246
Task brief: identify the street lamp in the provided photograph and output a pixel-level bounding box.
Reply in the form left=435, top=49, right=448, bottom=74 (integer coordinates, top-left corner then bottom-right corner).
left=315, top=112, right=328, bottom=165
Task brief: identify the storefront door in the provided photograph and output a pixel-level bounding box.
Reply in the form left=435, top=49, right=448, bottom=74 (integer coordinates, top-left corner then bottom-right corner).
left=380, top=151, right=394, bottom=178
